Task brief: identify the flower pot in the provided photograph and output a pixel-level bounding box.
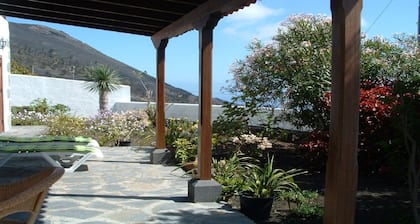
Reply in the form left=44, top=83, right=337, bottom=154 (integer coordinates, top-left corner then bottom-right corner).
left=240, top=194, right=274, bottom=220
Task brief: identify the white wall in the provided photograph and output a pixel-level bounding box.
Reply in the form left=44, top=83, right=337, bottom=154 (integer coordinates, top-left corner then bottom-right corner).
left=0, top=16, right=11, bottom=131
left=113, top=102, right=225, bottom=122
left=113, top=102, right=302, bottom=130
left=9, top=75, right=303, bottom=130
left=10, top=74, right=131, bottom=117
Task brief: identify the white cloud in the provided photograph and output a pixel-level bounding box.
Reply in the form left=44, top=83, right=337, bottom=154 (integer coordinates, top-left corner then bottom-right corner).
left=361, top=17, right=368, bottom=30
left=222, top=2, right=284, bottom=42
left=221, top=21, right=280, bottom=43
left=227, top=1, right=284, bottom=23
left=254, top=22, right=280, bottom=41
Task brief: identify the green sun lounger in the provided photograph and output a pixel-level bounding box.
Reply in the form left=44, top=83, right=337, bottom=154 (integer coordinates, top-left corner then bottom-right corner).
left=0, top=136, right=103, bottom=172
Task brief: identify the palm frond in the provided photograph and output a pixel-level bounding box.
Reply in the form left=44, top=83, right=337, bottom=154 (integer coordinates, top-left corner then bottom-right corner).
left=84, top=65, right=121, bottom=93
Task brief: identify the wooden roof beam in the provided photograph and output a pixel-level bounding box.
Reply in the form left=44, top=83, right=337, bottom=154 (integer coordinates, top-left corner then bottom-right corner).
left=0, top=2, right=168, bottom=27
left=0, top=10, right=156, bottom=35
left=151, top=0, right=256, bottom=47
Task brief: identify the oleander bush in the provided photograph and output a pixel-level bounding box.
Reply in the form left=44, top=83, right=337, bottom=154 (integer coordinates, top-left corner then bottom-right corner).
left=85, top=110, right=150, bottom=146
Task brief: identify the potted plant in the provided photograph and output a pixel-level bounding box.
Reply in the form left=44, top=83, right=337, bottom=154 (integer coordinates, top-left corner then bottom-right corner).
left=239, top=155, right=307, bottom=220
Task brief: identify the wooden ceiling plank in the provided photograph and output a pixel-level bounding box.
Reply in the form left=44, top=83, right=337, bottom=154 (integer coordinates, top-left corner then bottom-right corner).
left=30, top=0, right=182, bottom=21
left=166, top=0, right=204, bottom=6
left=0, top=10, right=156, bottom=35
left=0, top=3, right=164, bottom=30
left=88, top=0, right=193, bottom=15
left=152, top=0, right=256, bottom=44
left=5, top=0, right=172, bottom=26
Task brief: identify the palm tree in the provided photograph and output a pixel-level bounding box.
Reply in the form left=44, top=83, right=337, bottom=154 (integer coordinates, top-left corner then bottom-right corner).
left=84, top=65, right=121, bottom=111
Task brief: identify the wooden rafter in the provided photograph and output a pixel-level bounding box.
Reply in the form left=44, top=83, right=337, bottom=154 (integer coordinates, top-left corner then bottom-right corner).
left=152, top=0, right=256, bottom=46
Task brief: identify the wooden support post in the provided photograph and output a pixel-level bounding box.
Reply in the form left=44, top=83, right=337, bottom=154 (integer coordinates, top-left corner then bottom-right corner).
left=0, top=56, right=4, bottom=132
left=324, top=1, right=362, bottom=224
left=154, top=39, right=168, bottom=149
left=196, top=13, right=221, bottom=180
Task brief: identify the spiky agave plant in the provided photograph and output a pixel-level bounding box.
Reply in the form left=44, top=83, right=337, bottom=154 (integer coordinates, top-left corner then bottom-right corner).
left=243, top=155, right=307, bottom=198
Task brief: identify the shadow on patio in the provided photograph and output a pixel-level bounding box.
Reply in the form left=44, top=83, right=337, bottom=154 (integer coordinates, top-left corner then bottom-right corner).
left=25, top=146, right=254, bottom=224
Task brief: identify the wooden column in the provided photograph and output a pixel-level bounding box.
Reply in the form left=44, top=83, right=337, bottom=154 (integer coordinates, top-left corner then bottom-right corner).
left=324, top=1, right=362, bottom=224
left=0, top=56, right=4, bottom=132
left=154, top=39, right=168, bottom=149
left=196, top=14, right=221, bottom=180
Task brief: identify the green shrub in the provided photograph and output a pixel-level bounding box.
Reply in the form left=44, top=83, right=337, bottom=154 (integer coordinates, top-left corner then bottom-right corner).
left=279, top=189, right=323, bottom=217
left=12, top=98, right=70, bottom=126
left=29, top=98, right=70, bottom=114
left=165, top=118, right=198, bottom=149
left=174, top=137, right=198, bottom=164
left=47, top=114, right=87, bottom=137
left=293, top=202, right=323, bottom=218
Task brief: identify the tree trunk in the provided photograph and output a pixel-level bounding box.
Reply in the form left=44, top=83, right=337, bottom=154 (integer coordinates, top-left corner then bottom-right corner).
left=403, top=114, right=420, bottom=224
left=99, top=90, right=109, bottom=111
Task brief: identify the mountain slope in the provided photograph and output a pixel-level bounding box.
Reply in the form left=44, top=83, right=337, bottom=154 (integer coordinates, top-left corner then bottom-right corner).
left=9, top=22, right=221, bottom=104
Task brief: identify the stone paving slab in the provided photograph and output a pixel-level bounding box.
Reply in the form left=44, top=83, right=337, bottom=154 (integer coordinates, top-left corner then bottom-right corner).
left=32, top=146, right=255, bottom=224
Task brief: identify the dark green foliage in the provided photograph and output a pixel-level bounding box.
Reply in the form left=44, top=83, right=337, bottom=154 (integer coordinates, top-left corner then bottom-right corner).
left=11, top=60, right=31, bottom=74
left=279, top=190, right=323, bottom=217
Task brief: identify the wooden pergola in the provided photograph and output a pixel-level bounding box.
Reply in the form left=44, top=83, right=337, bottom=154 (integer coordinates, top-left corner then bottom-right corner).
left=0, top=0, right=362, bottom=223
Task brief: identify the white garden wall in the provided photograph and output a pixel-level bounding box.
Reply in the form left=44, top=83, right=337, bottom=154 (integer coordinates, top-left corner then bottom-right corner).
left=10, top=74, right=130, bottom=117
left=113, top=102, right=300, bottom=130
left=10, top=75, right=302, bottom=130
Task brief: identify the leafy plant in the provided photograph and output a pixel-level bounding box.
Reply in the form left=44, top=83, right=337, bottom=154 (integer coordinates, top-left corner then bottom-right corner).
left=278, top=189, right=324, bottom=220
left=242, top=155, right=307, bottom=198
left=212, top=153, right=254, bottom=199
left=174, top=137, right=198, bottom=164
left=165, top=118, right=198, bottom=150
left=293, top=202, right=323, bottom=218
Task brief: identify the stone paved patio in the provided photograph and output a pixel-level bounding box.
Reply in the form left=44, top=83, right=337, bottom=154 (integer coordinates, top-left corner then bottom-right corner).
left=31, top=146, right=254, bottom=224
left=1, top=126, right=254, bottom=223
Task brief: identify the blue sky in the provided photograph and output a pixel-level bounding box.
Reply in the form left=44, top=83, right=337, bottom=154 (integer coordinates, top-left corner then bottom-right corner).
left=7, top=0, right=418, bottom=101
